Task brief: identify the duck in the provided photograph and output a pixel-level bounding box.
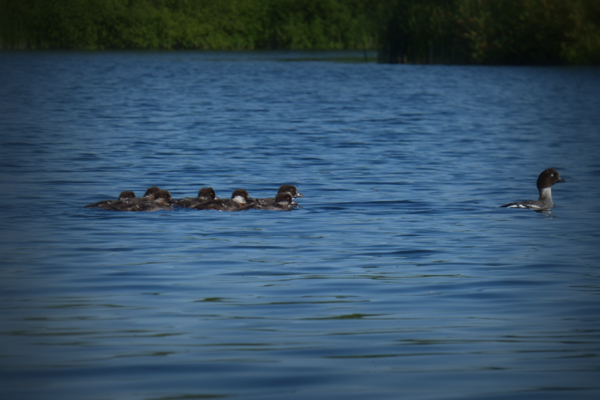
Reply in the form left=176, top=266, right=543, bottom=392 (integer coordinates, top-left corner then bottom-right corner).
left=95, top=187, right=173, bottom=212
left=143, top=186, right=161, bottom=199
left=194, top=189, right=253, bottom=211
left=85, top=190, right=136, bottom=209
left=115, top=186, right=170, bottom=211
left=174, top=187, right=218, bottom=208
left=252, top=192, right=295, bottom=211
left=137, top=189, right=174, bottom=211
left=501, top=168, right=566, bottom=211
left=253, top=184, right=303, bottom=209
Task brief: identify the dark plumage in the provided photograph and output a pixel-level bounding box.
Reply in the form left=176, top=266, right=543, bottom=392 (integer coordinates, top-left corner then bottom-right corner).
left=85, top=190, right=136, bottom=209
left=143, top=186, right=161, bottom=199
left=86, top=187, right=173, bottom=212
left=174, top=187, right=218, bottom=208
left=252, top=192, right=294, bottom=211
left=253, top=184, right=302, bottom=209
left=116, top=189, right=173, bottom=211
left=194, top=189, right=253, bottom=211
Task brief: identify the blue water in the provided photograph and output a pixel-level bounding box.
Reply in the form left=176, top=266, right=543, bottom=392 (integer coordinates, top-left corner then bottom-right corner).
left=1, top=51, right=600, bottom=400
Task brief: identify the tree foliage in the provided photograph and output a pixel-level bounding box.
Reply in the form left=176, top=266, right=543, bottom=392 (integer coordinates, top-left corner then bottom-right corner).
left=379, top=0, right=600, bottom=64
left=0, top=0, right=379, bottom=50
left=1, top=0, right=598, bottom=64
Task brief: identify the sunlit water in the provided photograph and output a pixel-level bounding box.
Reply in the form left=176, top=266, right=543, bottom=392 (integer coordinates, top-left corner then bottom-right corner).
left=1, top=51, right=600, bottom=400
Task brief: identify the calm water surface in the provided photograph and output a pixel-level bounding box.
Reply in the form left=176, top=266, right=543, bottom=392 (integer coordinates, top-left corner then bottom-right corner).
left=1, top=51, right=600, bottom=400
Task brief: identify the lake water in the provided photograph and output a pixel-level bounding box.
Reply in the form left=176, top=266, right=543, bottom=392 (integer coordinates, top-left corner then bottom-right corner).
left=1, top=51, right=600, bottom=400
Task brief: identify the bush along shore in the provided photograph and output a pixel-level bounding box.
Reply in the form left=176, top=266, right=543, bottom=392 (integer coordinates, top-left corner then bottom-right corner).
left=1, top=0, right=599, bottom=65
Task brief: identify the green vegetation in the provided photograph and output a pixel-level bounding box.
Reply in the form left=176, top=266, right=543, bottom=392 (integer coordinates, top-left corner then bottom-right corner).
left=0, top=0, right=379, bottom=51
left=1, top=0, right=599, bottom=64
left=378, top=0, right=600, bottom=64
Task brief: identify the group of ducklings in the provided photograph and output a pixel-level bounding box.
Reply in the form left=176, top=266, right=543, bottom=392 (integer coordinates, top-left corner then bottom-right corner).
left=85, top=184, right=303, bottom=212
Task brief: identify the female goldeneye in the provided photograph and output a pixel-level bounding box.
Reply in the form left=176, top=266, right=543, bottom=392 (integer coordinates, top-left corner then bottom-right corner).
left=253, top=184, right=303, bottom=209
left=175, top=187, right=218, bottom=208
left=195, top=189, right=253, bottom=211
left=252, top=192, right=295, bottom=211
left=501, top=168, right=566, bottom=211
left=85, top=190, right=136, bottom=209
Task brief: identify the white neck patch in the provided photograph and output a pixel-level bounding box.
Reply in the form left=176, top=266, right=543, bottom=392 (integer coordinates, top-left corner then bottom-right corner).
left=539, top=187, right=552, bottom=199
